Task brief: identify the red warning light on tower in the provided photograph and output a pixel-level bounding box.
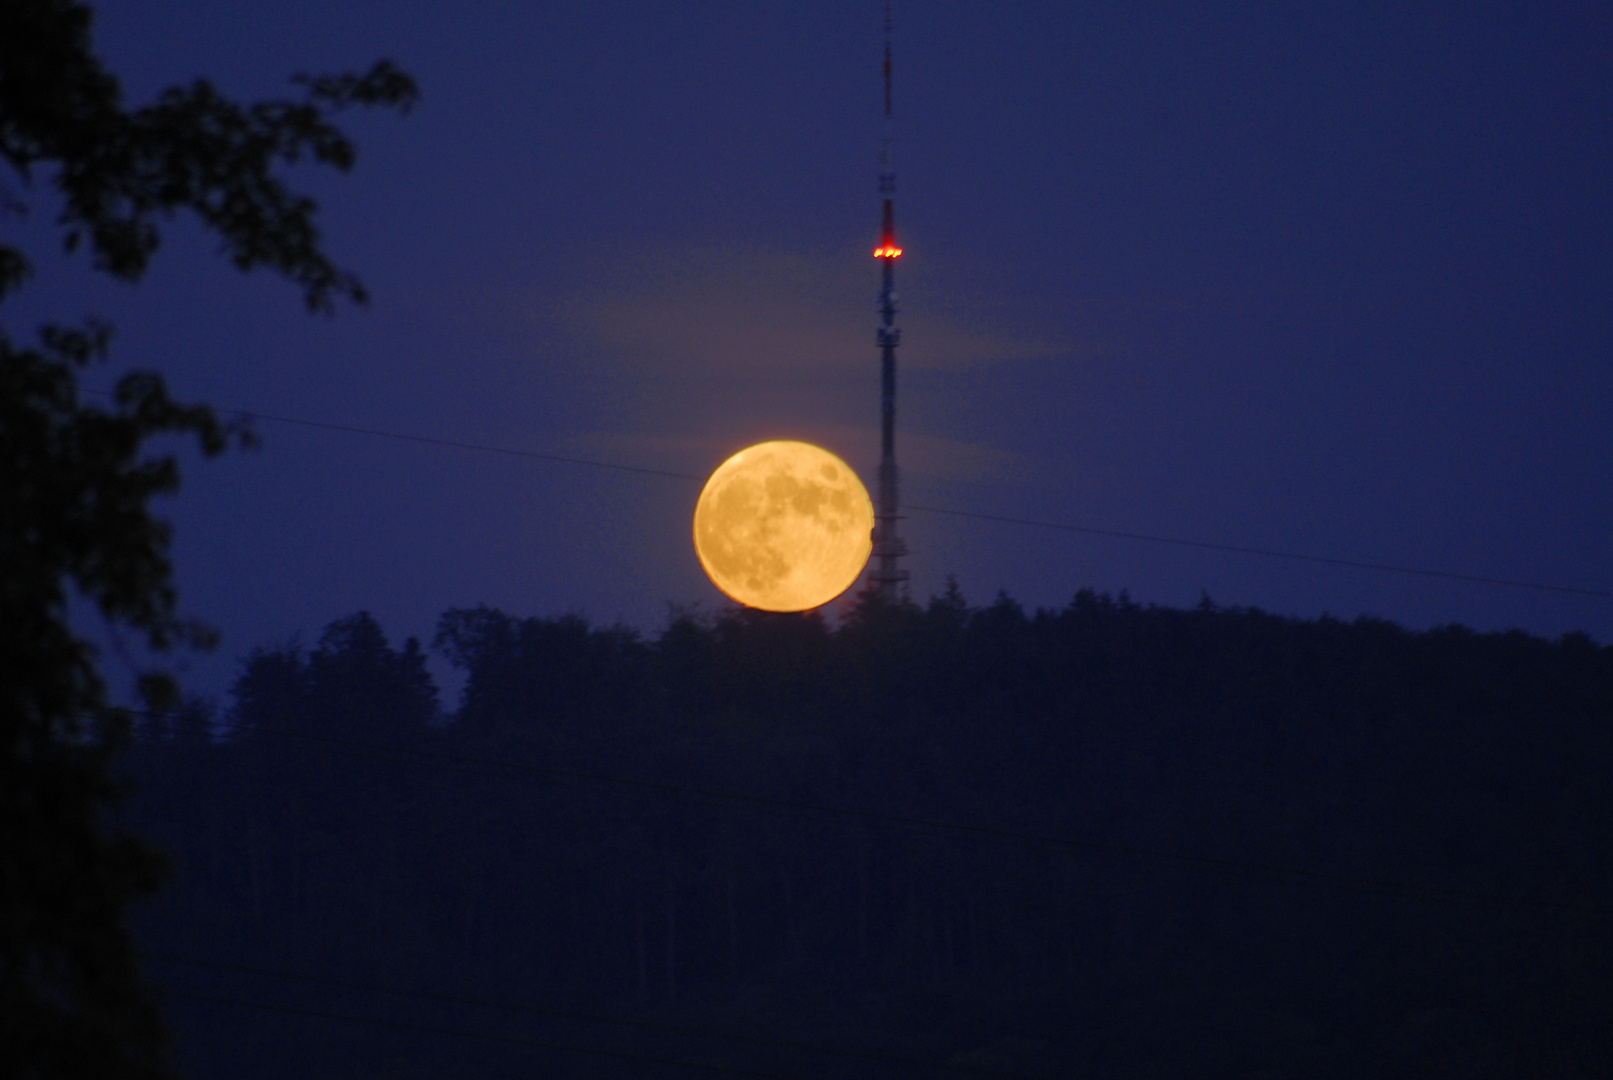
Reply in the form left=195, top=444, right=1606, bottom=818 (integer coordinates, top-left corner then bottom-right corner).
left=874, top=242, right=903, bottom=259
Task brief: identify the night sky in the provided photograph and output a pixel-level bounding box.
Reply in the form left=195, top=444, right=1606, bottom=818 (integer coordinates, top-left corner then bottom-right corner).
left=14, top=0, right=1612, bottom=700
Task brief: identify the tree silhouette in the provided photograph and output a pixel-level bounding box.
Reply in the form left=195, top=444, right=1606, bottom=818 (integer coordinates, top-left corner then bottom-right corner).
left=125, top=597, right=1613, bottom=1077
left=0, top=3, right=414, bottom=1075
left=233, top=613, right=437, bottom=747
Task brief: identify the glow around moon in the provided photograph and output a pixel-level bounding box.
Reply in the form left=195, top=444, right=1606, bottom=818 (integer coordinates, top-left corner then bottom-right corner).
left=693, top=441, right=874, bottom=612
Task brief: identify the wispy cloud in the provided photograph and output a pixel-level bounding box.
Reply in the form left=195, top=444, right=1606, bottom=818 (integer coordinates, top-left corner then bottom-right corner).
left=544, top=243, right=1060, bottom=377
left=516, top=242, right=1044, bottom=493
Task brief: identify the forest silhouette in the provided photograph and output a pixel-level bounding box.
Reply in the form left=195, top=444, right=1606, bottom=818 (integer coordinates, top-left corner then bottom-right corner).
left=125, top=587, right=1612, bottom=1078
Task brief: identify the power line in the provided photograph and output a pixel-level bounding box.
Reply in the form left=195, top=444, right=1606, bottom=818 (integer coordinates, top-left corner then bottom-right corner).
left=160, top=988, right=811, bottom=1080
left=80, top=388, right=1613, bottom=602
left=237, top=404, right=708, bottom=483
left=145, top=952, right=1047, bottom=1080
left=905, top=504, right=1613, bottom=601
left=150, top=710, right=1610, bottom=921
left=78, top=387, right=703, bottom=481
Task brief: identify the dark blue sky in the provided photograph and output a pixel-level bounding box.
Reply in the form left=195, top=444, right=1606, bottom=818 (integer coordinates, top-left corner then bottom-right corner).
left=14, top=0, right=1613, bottom=699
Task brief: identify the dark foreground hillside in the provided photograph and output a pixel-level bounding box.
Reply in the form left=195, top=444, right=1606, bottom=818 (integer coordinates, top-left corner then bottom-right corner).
left=124, top=589, right=1613, bottom=1078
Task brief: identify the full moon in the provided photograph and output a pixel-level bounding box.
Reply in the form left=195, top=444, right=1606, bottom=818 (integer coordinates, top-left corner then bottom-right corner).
left=693, top=441, right=874, bottom=612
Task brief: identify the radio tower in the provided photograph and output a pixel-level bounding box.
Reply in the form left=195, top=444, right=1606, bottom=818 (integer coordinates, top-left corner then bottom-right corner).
left=870, top=1, right=908, bottom=598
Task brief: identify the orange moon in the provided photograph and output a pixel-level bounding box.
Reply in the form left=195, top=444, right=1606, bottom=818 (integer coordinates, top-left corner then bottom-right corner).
left=693, top=441, right=874, bottom=612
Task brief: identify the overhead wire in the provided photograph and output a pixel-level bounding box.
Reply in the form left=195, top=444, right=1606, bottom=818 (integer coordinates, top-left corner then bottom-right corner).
left=144, top=951, right=1048, bottom=1080
left=904, top=504, right=1613, bottom=601
left=146, top=709, right=1610, bottom=921
left=79, top=388, right=1613, bottom=601
left=215, top=406, right=707, bottom=483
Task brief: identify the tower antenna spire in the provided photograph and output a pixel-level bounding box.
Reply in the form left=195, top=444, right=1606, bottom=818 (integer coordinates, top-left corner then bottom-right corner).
left=870, top=0, right=908, bottom=599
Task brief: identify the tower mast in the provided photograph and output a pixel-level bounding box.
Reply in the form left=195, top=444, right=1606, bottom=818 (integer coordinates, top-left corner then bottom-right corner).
left=870, top=0, right=907, bottom=598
